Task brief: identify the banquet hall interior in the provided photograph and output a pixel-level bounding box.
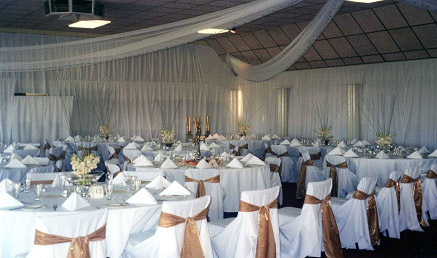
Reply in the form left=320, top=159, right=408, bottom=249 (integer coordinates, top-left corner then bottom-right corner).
left=0, top=0, right=436, bottom=257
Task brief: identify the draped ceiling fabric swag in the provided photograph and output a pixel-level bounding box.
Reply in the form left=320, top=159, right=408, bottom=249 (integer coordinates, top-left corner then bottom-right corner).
left=0, top=0, right=303, bottom=72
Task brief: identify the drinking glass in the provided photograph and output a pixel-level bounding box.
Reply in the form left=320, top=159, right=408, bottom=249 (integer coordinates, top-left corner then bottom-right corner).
left=24, top=178, right=31, bottom=192
left=13, top=183, right=20, bottom=198
left=105, top=183, right=113, bottom=200
left=134, top=179, right=141, bottom=192
left=34, top=184, right=43, bottom=201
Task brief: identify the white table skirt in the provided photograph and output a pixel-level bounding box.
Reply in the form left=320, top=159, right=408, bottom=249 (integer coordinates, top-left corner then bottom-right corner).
left=324, top=155, right=437, bottom=185
left=129, top=164, right=271, bottom=212
left=0, top=186, right=192, bottom=258
left=0, top=165, right=52, bottom=183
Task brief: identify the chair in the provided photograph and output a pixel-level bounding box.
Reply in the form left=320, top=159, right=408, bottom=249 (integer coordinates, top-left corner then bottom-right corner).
left=269, top=145, right=295, bottom=183
left=26, top=209, right=107, bottom=258
left=122, top=149, right=142, bottom=170
left=400, top=167, right=428, bottom=232
left=185, top=169, right=225, bottom=221
left=229, top=142, right=249, bottom=156
left=333, top=177, right=378, bottom=250
left=295, top=151, right=327, bottom=199
left=209, top=186, right=280, bottom=258
left=106, top=163, right=122, bottom=178
left=376, top=170, right=403, bottom=239
left=122, top=196, right=212, bottom=258
left=107, top=145, right=118, bottom=159
left=422, top=165, right=437, bottom=220
left=13, top=149, right=40, bottom=158
left=124, top=169, right=165, bottom=183
left=265, top=157, right=283, bottom=205
left=325, top=155, right=359, bottom=197
left=279, top=178, right=343, bottom=258
left=48, top=147, right=66, bottom=172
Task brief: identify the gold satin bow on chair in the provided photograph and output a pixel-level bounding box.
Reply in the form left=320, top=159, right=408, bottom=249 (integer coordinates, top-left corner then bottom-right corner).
left=385, top=178, right=401, bottom=212
left=269, top=164, right=280, bottom=173
left=427, top=169, right=437, bottom=179
left=262, top=147, right=273, bottom=160
left=123, top=155, right=132, bottom=164
left=185, top=175, right=220, bottom=198
left=304, top=194, right=343, bottom=258
left=401, top=174, right=428, bottom=227
left=34, top=224, right=106, bottom=258
left=239, top=197, right=278, bottom=258
left=299, top=152, right=321, bottom=160
left=230, top=144, right=249, bottom=156
left=48, top=151, right=66, bottom=161
left=271, top=150, right=289, bottom=158
left=352, top=190, right=379, bottom=246
left=43, top=142, right=51, bottom=151
left=296, top=159, right=314, bottom=199
left=158, top=208, right=208, bottom=258
left=326, top=161, right=348, bottom=197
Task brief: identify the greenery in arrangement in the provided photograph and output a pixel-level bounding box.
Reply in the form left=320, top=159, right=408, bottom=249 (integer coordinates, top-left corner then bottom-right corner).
left=71, top=153, right=100, bottom=185
left=99, top=125, right=110, bottom=139
left=161, top=129, right=176, bottom=144
left=238, top=121, right=251, bottom=136
left=312, top=101, right=342, bottom=141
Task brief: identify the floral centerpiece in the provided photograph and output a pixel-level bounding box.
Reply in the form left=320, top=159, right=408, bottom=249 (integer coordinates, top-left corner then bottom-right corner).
left=312, top=102, right=342, bottom=145
left=315, top=126, right=333, bottom=143
left=99, top=125, right=110, bottom=140
left=238, top=121, right=250, bottom=137
left=161, top=129, right=176, bottom=146
left=71, top=153, right=100, bottom=185
left=375, top=132, right=395, bottom=150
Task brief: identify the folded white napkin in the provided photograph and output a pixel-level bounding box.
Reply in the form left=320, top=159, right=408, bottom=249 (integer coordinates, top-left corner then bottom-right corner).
left=133, top=135, right=144, bottom=142
left=206, top=135, right=214, bottom=140
left=209, top=142, right=220, bottom=149
left=337, top=141, right=347, bottom=148
left=328, top=147, right=345, bottom=156
left=343, top=149, right=359, bottom=158
left=133, top=155, right=154, bottom=167
left=200, top=142, right=210, bottom=151
left=220, top=152, right=229, bottom=162
left=161, top=158, right=178, bottom=169
left=261, top=135, right=271, bottom=140
left=64, top=136, right=74, bottom=142
left=61, top=192, right=91, bottom=211
left=52, top=173, right=71, bottom=188
left=0, top=191, right=23, bottom=210
left=353, top=141, right=364, bottom=147
left=290, top=138, right=302, bottom=147
left=241, top=153, right=254, bottom=163
left=271, top=134, right=280, bottom=140
left=362, top=140, right=371, bottom=146
left=376, top=151, right=389, bottom=159
left=196, top=159, right=211, bottom=169
left=218, top=135, right=226, bottom=141
left=213, top=133, right=220, bottom=139
left=154, top=153, right=165, bottom=162
left=21, top=155, right=40, bottom=166
left=0, top=179, right=13, bottom=192
left=34, top=157, right=50, bottom=166
left=3, top=144, right=14, bottom=153
left=419, top=146, right=429, bottom=154
left=248, top=133, right=256, bottom=139
left=117, top=137, right=126, bottom=143
left=174, top=144, right=183, bottom=151
left=226, top=158, right=244, bottom=169
left=429, top=149, right=437, bottom=158
left=10, top=154, right=22, bottom=161
left=246, top=156, right=266, bottom=165
left=141, top=144, right=154, bottom=151
left=5, top=159, right=26, bottom=168
left=126, top=188, right=157, bottom=205
left=350, top=139, right=358, bottom=145
left=313, top=141, right=320, bottom=147
left=407, top=151, right=423, bottom=159
left=159, top=181, right=191, bottom=196
left=280, top=139, right=290, bottom=145
left=112, top=173, right=126, bottom=185
left=23, top=144, right=37, bottom=150
left=74, top=135, right=81, bottom=142
left=124, top=142, right=138, bottom=150
left=146, top=176, right=171, bottom=190
left=240, top=136, right=246, bottom=141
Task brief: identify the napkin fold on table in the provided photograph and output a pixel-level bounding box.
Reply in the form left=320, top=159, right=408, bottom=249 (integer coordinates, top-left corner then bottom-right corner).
left=23, top=144, right=38, bottom=150
left=21, top=155, right=40, bottom=166
left=271, top=134, right=280, bottom=140
left=280, top=139, right=290, bottom=146
left=61, top=192, right=91, bottom=211
left=146, top=176, right=171, bottom=190
left=174, top=144, right=183, bottom=151
left=0, top=191, right=23, bottom=210
left=200, top=142, right=210, bottom=151
left=350, top=139, right=358, bottom=145
left=328, top=147, right=345, bottom=156
left=206, top=135, right=214, bottom=140
left=209, top=142, right=220, bottom=149
left=429, top=149, right=437, bottom=158
left=64, top=136, right=74, bottom=142
left=240, top=153, right=254, bottom=163
left=161, top=158, right=178, bottom=169
left=362, top=140, right=371, bottom=146
left=5, top=159, right=26, bottom=168
left=133, top=155, right=154, bottom=167
left=376, top=151, right=389, bottom=159
left=154, top=153, right=165, bottom=162
left=337, top=141, right=347, bottom=148
left=159, top=181, right=190, bottom=196
left=124, top=142, right=138, bottom=150
left=141, top=144, right=154, bottom=151
left=246, top=156, right=266, bottom=165
left=226, top=158, right=244, bottom=169
left=240, top=136, right=246, bottom=141
left=10, top=154, right=22, bottom=161
left=290, top=138, right=302, bottom=147
left=126, top=188, right=157, bottom=205
left=3, top=144, right=15, bottom=153
left=0, top=179, right=14, bottom=192
left=261, top=135, right=271, bottom=140
left=112, top=173, right=126, bottom=185
left=343, top=149, right=359, bottom=158
left=407, top=151, right=423, bottom=159
left=353, top=141, right=364, bottom=147
left=419, top=146, right=429, bottom=154
left=196, top=159, right=211, bottom=169
left=117, top=137, right=126, bottom=143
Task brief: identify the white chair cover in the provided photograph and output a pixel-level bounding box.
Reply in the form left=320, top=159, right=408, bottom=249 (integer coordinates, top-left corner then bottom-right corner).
left=106, top=163, right=121, bottom=174
left=325, top=155, right=359, bottom=198
left=399, top=167, right=426, bottom=232
left=422, top=164, right=437, bottom=220
left=210, top=186, right=280, bottom=258
left=124, top=170, right=165, bottom=182
left=122, top=149, right=142, bottom=170
left=301, top=151, right=327, bottom=188
left=265, top=157, right=283, bottom=205
left=376, top=170, right=403, bottom=238
left=105, top=159, right=120, bottom=166
left=26, top=209, right=107, bottom=258
left=279, top=178, right=333, bottom=258
left=270, top=145, right=295, bottom=183
left=13, top=149, right=40, bottom=158
left=333, top=177, right=378, bottom=250
left=123, top=196, right=212, bottom=258
left=185, top=169, right=225, bottom=221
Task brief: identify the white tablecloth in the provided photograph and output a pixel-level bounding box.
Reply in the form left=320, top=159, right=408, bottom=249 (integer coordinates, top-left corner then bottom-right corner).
left=0, top=164, right=52, bottom=183
left=129, top=164, right=271, bottom=212
left=205, top=139, right=278, bottom=158
left=324, top=155, right=437, bottom=185
left=0, top=186, right=192, bottom=258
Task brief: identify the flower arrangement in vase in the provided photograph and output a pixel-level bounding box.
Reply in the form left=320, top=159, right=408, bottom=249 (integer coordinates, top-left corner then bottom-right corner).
left=238, top=121, right=250, bottom=137
left=312, top=101, right=342, bottom=145
left=375, top=132, right=395, bottom=150
left=161, top=129, right=176, bottom=147
left=99, top=125, right=110, bottom=140
left=315, top=126, right=333, bottom=145
left=71, top=152, right=100, bottom=186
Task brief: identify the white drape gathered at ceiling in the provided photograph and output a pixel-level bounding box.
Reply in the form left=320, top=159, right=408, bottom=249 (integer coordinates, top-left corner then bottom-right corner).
left=0, top=0, right=301, bottom=72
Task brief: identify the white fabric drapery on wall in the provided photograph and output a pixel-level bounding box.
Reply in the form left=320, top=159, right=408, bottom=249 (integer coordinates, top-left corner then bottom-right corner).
left=0, top=78, right=16, bottom=144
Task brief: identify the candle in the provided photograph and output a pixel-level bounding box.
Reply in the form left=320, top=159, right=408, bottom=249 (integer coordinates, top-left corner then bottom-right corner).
left=205, top=115, right=210, bottom=131
left=188, top=116, right=191, bottom=132
left=186, top=116, right=189, bottom=133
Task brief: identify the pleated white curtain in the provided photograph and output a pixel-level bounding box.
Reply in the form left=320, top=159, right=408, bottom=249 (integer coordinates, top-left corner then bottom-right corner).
left=0, top=78, right=16, bottom=144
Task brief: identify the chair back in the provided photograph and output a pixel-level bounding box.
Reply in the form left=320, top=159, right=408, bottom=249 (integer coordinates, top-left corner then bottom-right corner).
left=106, top=163, right=121, bottom=174
left=123, top=149, right=142, bottom=162
left=403, top=167, right=421, bottom=180
left=389, top=170, right=403, bottom=182
left=49, top=147, right=64, bottom=157
left=271, top=145, right=288, bottom=155
left=356, top=177, right=378, bottom=195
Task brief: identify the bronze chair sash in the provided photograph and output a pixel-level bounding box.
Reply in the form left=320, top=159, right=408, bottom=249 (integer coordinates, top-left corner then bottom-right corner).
left=158, top=208, right=208, bottom=258
left=426, top=169, right=436, bottom=179
left=271, top=150, right=289, bottom=158
left=401, top=174, right=428, bottom=227
left=48, top=151, right=66, bottom=161
left=304, top=194, right=343, bottom=258
left=385, top=178, right=401, bottom=212
left=110, top=153, right=118, bottom=159
left=299, top=152, right=322, bottom=160
left=34, top=223, right=106, bottom=258
left=262, top=147, right=273, bottom=160
left=239, top=197, right=278, bottom=258
left=269, top=164, right=280, bottom=173
left=106, top=166, right=121, bottom=178
left=123, top=155, right=132, bottom=164
left=296, top=159, right=314, bottom=199
left=326, top=162, right=348, bottom=197
left=230, top=144, right=249, bottom=156
left=43, top=142, right=51, bottom=151
left=185, top=175, right=220, bottom=198
left=115, top=147, right=123, bottom=155
left=31, top=180, right=54, bottom=185
left=352, top=190, right=379, bottom=246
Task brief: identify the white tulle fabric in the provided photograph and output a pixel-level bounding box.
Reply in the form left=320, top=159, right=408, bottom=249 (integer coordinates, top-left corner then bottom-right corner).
left=26, top=209, right=108, bottom=258
left=270, top=145, right=296, bottom=183
left=122, top=196, right=212, bottom=258
left=227, top=0, right=344, bottom=81
left=265, top=157, right=283, bottom=205
left=184, top=169, right=225, bottom=221
left=279, top=178, right=333, bottom=258
left=325, top=155, right=359, bottom=198
left=422, top=165, right=437, bottom=220
left=210, top=186, right=280, bottom=258
left=399, top=167, right=426, bottom=232
left=377, top=170, right=403, bottom=239
left=333, top=177, right=378, bottom=250
left=301, top=151, right=327, bottom=188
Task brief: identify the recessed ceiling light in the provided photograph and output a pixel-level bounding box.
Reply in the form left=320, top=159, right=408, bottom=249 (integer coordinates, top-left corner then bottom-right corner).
left=346, top=0, right=383, bottom=3
left=198, top=28, right=229, bottom=34
left=69, top=20, right=111, bottom=29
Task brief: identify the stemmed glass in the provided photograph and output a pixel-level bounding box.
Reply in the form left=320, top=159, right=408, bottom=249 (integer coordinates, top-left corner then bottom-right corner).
left=34, top=184, right=43, bottom=201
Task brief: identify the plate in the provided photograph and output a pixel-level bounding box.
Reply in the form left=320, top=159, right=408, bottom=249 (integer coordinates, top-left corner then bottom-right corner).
left=106, top=203, right=124, bottom=207
left=22, top=205, right=45, bottom=210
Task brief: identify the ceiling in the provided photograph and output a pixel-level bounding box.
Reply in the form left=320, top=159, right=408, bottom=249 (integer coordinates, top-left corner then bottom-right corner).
left=0, top=0, right=436, bottom=70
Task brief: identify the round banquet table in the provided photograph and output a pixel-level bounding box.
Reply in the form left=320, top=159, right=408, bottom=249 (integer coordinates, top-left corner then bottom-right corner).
left=129, top=163, right=271, bottom=212
left=324, top=155, right=437, bottom=185
left=0, top=186, right=193, bottom=258
left=0, top=164, right=53, bottom=183
left=205, top=139, right=278, bottom=158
